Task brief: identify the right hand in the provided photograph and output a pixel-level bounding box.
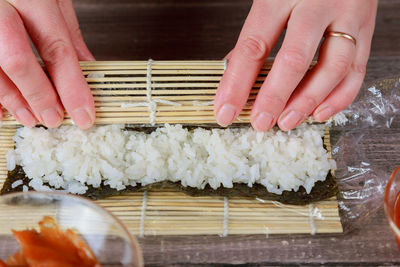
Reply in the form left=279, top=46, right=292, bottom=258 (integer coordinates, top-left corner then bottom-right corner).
left=0, top=0, right=95, bottom=129
left=214, top=0, right=377, bottom=132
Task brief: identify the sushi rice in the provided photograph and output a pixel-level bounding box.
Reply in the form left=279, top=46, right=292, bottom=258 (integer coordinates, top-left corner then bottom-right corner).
left=6, top=123, right=336, bottom=195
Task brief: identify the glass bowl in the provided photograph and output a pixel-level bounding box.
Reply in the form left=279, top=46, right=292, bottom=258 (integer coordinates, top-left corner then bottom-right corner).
left=384, top=165, right=400, bottom=251
left=0, top=191, right=143, bottom=266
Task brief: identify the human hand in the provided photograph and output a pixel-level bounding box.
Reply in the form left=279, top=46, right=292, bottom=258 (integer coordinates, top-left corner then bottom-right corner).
left=214, top=0, right=377, bottom=131
left=0, top=0, right=95, bottom=129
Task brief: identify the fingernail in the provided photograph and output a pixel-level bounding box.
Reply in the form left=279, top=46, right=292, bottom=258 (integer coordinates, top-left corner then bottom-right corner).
left=216, top=104, right=236, bottom=127
left=254, top=112, right=274, bottom=132
left=314, top=106, right=334, bottom=122
left=15, top=108, right=37, bottom=128
left=71, top=107, right=93, bottom=129
left=279, top=110, right=304, bottom=131
left=40, top=108, right=62, bottom=128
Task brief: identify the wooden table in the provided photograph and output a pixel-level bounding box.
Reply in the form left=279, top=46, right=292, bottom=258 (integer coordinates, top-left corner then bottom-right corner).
left=74, top=0, right=400, bottom=265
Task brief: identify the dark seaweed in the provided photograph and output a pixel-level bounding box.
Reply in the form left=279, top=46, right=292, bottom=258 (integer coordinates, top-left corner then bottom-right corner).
left=1, top=165, right=337, bottom=205
left=1, top=125, right=337, bottom=205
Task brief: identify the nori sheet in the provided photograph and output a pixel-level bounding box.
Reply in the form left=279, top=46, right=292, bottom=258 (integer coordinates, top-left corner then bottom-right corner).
left=0, top=125, right=338, bottom=205
left=1, top=165, right=338, bottom=205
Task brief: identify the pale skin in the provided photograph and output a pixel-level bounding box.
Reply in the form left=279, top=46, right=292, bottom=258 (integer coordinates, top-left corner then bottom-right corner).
left=0, top=0, right=95, bottom=129
left=0, top=0, right=377, bottom=131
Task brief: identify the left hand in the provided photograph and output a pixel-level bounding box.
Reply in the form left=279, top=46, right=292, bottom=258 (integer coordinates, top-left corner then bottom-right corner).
left=214, top=0, right=378, bottom=131
left=0, top=0, right=95, bottom=129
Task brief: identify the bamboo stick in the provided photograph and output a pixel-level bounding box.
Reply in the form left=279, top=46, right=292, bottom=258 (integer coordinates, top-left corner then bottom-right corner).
left=86, top=76, right=266, bottom=82
left=89, top=88, right=259, bottom=94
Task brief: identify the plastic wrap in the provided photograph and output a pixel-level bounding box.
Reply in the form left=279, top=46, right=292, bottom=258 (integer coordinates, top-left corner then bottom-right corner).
left=332, top=77, right=400, bottom=232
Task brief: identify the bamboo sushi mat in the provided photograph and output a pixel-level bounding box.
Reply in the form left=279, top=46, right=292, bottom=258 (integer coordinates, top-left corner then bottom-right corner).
left=0, top=125, right=342, bottom=235
left=0, top=60, right=317, bottom=126
left=0, top=60, right=342, bottom=235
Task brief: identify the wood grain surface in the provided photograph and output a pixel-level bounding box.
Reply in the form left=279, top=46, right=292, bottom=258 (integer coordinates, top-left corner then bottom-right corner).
left=70, top=0, right=400, bottom=266
left=74, top=0, right=400, bottom=60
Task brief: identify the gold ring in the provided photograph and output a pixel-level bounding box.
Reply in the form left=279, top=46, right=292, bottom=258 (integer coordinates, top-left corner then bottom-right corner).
left=325, top=31, right=357, bottom=46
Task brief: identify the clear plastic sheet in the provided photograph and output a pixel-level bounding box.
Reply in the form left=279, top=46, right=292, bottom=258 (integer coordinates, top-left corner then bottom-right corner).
left=332, top=77, right=400, bottom=232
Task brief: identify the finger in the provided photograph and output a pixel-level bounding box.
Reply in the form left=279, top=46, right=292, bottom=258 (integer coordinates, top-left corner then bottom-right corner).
left=278, top=33, right=356, bottom=131
left=10, top=0, right=96, bottom=129
left=57, top=0, right=95, bottom=61
left=214, top=0, right=291, bottom=127
left=313, top=22, right=376, bottom=121
left=0, top=1, right=64, bottom=128
left=0, top=69, right=37, bottom=127
left=250, top=4, right=331, bottom=131
left=224, top=49, right=234, bottom=60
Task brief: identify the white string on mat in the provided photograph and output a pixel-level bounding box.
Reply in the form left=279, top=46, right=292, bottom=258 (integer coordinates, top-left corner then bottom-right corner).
left=154, top=99, right=182, bottom=106
left=120, top=58, right=181, bottom=124
left=192, top=59, right=227, bottom=108
left=120, top=103, right=149, bottom=108
left=264, top=226, right=270, bottom=238
left=308, top=204, right=317, bottom=235
left=139, top=191, right=148, bottom=238
left=192, top=100, right=214, bottom=106
left=87, top=72, right=105, bottom=79
left=222, top=196, right=229, bottom=237
left=272, top=200, right=324, bottom=233
left=146, top=59, right=157, bottom=125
